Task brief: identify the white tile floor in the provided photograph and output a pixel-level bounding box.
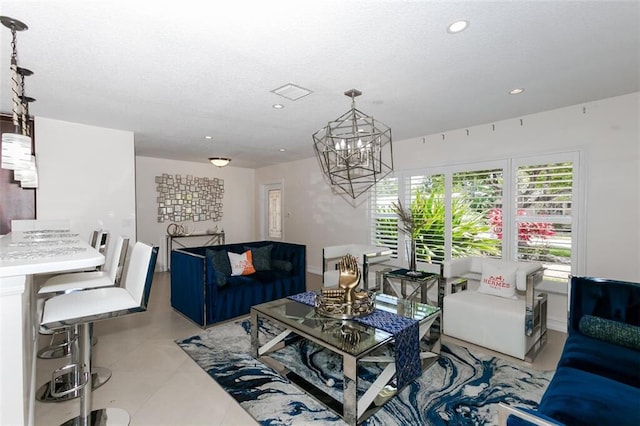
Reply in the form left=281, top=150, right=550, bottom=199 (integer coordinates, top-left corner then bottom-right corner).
left=35, top=272, right=566, bottom=425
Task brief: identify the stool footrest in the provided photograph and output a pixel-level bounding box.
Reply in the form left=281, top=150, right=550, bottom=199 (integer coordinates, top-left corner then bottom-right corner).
left=50, top=364, right=88, bottom=398
left=37, top=367, right=112, bottom=403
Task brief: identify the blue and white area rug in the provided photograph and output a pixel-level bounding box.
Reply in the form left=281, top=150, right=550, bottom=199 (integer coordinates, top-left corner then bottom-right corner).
left=176, top=319, right=552, bottom=425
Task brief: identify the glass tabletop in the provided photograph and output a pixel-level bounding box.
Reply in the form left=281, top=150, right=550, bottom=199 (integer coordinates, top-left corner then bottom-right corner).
left=384, top=268, right=439, bottom=281
left=252, top=293, right=440, bottom=357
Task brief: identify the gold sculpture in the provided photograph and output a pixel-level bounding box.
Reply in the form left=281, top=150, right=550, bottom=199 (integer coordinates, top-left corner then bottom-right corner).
left=315, top=253, right=375, bottom=319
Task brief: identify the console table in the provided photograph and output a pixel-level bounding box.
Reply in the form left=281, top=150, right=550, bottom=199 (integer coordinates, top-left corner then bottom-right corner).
left=0, top=228, right=104, bottom=425
left=165, top=231, right=225, bottom=270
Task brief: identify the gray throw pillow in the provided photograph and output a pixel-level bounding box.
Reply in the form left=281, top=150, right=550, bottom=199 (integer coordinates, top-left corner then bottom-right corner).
left=206, top=249, right=232, bottom=275
left=246, top=245, right=272, bottom=271
left=273, top=259, right=293, bottom=273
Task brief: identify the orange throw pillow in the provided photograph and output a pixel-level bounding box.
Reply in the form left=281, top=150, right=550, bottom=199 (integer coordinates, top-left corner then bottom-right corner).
left=228, top=250, right=256, bottom=276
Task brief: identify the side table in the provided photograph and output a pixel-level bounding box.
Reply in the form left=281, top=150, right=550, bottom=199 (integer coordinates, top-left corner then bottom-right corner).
left=382, top=268, right=440, bottom=305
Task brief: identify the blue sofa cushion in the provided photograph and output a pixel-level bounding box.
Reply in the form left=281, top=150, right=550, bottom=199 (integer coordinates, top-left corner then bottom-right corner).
left=558, top=332, right=640, bottom=388
left=246, top=244, right=272, bottom=271
left=538, top=366, right=640, bottom=426
left=579, top=315, right=640, bottom=351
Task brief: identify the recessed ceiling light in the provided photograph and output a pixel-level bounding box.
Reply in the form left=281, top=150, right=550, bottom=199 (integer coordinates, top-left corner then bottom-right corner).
left=204, top=135, right=213, bottom=140
left=272, top=104, right=284, bottom=109
left=447, top=20, right=469, bottom=33
left=279, top=148, right=286, bottom=152
left=509, top=88, right=525, bottom=95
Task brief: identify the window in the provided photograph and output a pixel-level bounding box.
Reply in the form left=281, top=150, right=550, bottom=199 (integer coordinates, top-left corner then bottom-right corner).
left=268, top=188, right=282, bottom=239
left=370, top=153, right=579, bottom=282
left=514, top=162, right=574, bottom=281
left=452, top=169, right=503, bottom=259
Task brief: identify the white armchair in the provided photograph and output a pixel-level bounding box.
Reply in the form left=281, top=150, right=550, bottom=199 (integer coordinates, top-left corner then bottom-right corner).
left=322, top=244, right=392, bottom=290
left=442, top=256, right=547, bottom=361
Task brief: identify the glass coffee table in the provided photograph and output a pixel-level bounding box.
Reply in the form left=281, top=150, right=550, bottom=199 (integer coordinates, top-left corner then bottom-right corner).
left=250, top=293, right=441, bottom=425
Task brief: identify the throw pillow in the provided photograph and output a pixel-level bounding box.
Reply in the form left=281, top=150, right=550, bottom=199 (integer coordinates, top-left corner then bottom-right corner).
left=206, top=249, right=231, bottom=287
left=478, top=261, right=518, bottom=299
left=579, top=315, right=640, bottom=351
left=211, top=271, right=227, bottom=288
left=228, top=250, right=256, bottom=276
left=245, top=244, right=272, bottom=271
left=272, top=259, right=293, bottom=273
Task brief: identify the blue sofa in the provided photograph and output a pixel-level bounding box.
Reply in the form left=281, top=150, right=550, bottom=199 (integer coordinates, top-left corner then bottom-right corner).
left=170, top=240, right=306, bottom=327
left=500, top=276, right=640, bottom=426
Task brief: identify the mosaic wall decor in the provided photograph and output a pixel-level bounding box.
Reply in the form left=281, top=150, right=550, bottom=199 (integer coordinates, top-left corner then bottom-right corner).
left=155, top=174, right=224, bottom=223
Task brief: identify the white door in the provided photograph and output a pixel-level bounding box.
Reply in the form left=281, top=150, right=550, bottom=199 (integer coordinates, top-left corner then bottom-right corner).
left=262, top=182, right=283, bottom=240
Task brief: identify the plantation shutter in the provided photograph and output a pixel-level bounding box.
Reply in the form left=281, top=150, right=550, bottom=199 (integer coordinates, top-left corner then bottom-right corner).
left=451, top=169, right=503, bottom=259
left=515, top=162, right=573, bottom=281
left=370, top=177, right=399, bottom=257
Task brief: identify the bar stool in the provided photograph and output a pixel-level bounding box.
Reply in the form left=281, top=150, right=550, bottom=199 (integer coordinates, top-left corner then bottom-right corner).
left=35, top=236, right=129, bottom=403
left=89, top=229, right=110, bottom=259
left=40, top=242, right=158, bottom=426
left=37, top=235, right=129, bottom=359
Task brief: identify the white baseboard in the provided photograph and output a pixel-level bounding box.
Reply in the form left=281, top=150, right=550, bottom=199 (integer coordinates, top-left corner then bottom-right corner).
left=547, top=317, right=567, bottom=332
left=307, top=265, right=322, bottom=276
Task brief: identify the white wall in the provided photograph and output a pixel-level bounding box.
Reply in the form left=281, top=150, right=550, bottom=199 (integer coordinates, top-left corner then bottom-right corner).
left=135, top=156, right=255, bottom=271
left=34, top=117, right=136, bottom=246
left=255, top=92, right=640, bottom=331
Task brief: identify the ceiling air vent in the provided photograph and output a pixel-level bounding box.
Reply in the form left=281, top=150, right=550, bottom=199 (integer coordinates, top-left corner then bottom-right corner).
left=271, top=83, right=313, bottom=101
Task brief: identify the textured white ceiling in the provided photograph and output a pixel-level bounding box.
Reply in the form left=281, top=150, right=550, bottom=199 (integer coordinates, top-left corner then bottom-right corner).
left=1, top=0, right=638, bottom=168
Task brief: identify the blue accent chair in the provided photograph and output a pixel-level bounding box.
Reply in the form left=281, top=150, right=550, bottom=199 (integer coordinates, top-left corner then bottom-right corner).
left=499, top=275, right=640, bottom=426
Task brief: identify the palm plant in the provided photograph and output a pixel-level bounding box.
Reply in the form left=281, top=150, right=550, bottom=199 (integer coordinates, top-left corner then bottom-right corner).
left=392, top=191, right=434, bottom=272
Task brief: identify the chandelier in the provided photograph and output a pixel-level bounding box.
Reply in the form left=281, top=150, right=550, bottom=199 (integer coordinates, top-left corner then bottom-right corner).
left=312, top=89, right=393, bottom=199
left=0, top=16, right=37, bottom=188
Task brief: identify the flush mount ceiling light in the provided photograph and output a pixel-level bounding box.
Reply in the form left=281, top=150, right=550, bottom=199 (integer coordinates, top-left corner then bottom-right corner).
left=509, top=88, right=525, bottom=95
left=272, top=104, right=284, bottom=109
left=447, top=20, right=469, bottom=33
left=312, top=89, right=393, bottom=200
left=0, top=15, right=38, bottom=188
left=204, top=135, right=213, bottom=140
left=209, top=157, right=231, bottom=167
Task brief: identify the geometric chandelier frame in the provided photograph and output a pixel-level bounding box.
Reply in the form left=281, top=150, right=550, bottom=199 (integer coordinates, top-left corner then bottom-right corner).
left=312, top=89, right=393, bottom=199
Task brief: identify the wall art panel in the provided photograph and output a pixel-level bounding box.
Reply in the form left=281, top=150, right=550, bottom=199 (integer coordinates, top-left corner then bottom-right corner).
left=155, top=173, right=223, bottom=223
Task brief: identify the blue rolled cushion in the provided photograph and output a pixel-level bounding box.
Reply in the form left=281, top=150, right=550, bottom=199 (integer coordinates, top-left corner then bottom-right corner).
left=246, top=244, right=272, bottom=271
left=272, top=259, right=293, bottom=273
left=206, top=249, right=231, bottom=287
left=579, top=315, right=640, bottom=351
left=538, top=367, right=640, bottom=426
